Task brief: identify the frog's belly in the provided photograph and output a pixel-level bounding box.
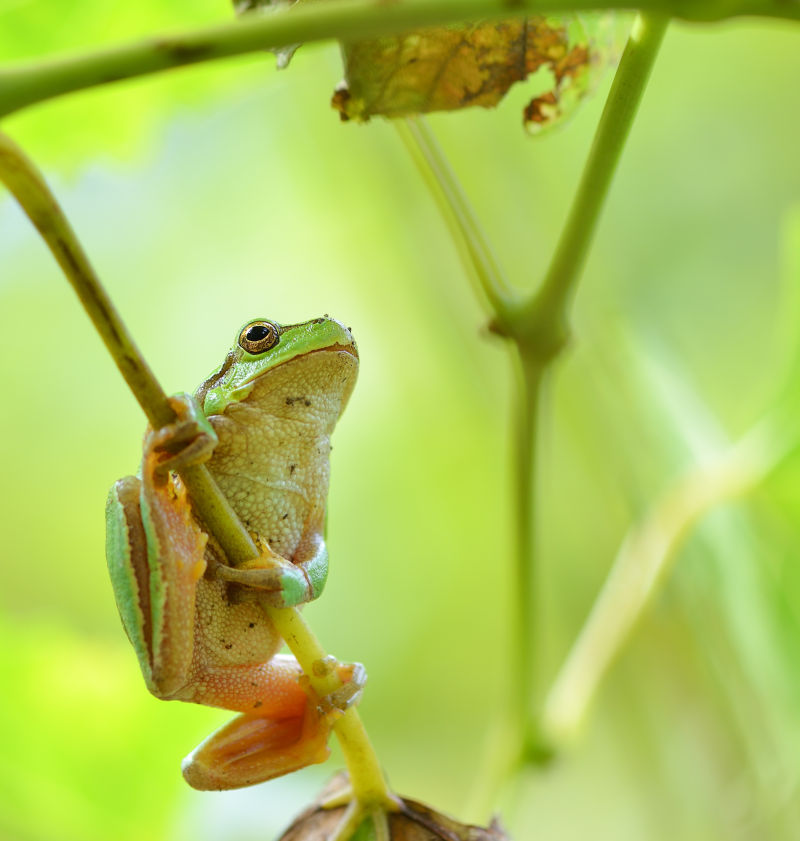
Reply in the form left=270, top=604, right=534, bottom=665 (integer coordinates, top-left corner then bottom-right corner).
left=191, top=579, right=283, bottom=669
left=207, top=407, right=330, bottom=561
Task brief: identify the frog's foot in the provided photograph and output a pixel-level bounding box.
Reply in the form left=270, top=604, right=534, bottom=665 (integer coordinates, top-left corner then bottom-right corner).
left=181, top=658, right=365, bottom=791
left=303, top=657, right=367, bottom=718
left=214, top=547, right=312, bottom=608
left=147, top=393, right=218, bottom=477
left=182, top=703, right=331, bottom=791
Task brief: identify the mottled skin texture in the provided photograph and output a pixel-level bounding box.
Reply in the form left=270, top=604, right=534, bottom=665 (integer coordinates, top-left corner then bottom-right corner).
left=105, top=318, right=359, bottom=790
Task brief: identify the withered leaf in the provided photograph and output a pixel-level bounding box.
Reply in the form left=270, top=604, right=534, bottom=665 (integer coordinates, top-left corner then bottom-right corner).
left=234, top=0, right=620, bottom=132
left=332, top=14, right=621, bottom=132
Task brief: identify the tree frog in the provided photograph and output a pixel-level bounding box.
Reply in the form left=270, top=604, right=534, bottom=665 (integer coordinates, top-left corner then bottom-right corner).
left=105, top=316, right=364, bottom=790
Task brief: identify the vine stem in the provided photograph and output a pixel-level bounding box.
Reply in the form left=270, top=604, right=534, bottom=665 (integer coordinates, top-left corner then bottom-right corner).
left=0, top=0, right=795, bottom=120
left=512, top=17, right=669, bottom=758
left=0, top=129, right=395, bottom=815
left=395, top=117, right=514, bottom=315
left=399, top=14, right=669, bottom=777
left=499, top=12, right=670, bottom=348
left=511, top=353, right=544, bottom=758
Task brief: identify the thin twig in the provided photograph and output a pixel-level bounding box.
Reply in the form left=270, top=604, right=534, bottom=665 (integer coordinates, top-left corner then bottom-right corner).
left=396, top=117, right=514, bottom=315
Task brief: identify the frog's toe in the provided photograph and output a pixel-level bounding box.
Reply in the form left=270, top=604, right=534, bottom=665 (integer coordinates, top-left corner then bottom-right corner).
left=215, top=557, right=312, bottom=608
left=306, top=658, right=367, bottom=716
left=147, top=394, right=218, bottom=474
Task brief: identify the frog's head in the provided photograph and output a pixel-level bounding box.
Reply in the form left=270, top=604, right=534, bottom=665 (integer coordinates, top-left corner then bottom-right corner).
left=197, top=316, right=359, bottom=418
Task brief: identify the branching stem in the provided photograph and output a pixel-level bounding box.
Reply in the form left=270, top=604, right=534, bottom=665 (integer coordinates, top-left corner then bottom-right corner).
left=399, top=13, right=669, bottom=776
left=499, top=13, right=669, bottom=349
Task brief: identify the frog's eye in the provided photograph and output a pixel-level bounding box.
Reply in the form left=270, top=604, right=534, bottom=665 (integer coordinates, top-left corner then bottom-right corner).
left=239, top=320, right=280, bottom=354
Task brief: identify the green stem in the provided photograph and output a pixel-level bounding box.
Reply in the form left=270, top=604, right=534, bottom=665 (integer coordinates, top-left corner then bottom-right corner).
left=0, top=131, right=259, bottom=564
left=502, top=13, right=670, bottom=350
left=0, top=0, right=793, bottom=120
left=0, top=132, right=171, bottom=430
left=396, top=117, right=514, bottom=314
left=398, top=14, right=670, bottom=775
left=512, top=353, right=545, bottom=756
left=512, top=11, right=668, bottom=758
left=0, top=129, right=395, bottom=814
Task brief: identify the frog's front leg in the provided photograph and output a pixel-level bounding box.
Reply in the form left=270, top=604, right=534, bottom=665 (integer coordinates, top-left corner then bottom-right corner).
left=105, top=394, right=215, bottom=697
left=214, top=528, right=329, bottom=608
left=181, top=655, right=366, bottom=790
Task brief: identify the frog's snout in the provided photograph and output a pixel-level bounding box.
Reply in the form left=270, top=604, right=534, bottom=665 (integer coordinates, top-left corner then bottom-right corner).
left=324, top=316, right=358, bottom=359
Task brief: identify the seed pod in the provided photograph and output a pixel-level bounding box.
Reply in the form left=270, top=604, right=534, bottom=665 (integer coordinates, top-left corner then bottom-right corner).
left=279, top=774, right=510, bottom=841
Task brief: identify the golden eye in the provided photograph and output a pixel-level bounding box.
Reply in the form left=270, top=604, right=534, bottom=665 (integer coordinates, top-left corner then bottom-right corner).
left=239, top=320, right=280, bottom=354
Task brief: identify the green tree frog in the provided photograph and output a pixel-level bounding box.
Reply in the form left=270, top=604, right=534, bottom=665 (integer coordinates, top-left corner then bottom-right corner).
left=105, top=316, right=364, bottom=790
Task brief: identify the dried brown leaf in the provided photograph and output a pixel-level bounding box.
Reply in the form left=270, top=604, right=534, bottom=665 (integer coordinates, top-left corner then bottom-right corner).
left=332, top=15, right=622, bottom=132
left=235, top=0, right=623, bottom=133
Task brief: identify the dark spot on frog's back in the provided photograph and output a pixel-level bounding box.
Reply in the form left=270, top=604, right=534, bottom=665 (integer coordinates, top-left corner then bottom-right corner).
left=289, top=464, right=296, bottom=475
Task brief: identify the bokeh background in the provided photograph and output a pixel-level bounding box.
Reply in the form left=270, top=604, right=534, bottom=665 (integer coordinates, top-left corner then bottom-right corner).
left=1, top=3, right=799, bottom=839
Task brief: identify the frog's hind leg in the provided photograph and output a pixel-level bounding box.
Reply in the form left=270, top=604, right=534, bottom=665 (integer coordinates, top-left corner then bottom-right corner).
left=181, top=655, right=364, bottom=790
left=106, top=472, right=207, bottom=697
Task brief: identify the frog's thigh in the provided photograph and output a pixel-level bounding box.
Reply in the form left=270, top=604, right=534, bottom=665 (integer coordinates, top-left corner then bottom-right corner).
left=106, top=477, right=152, bottom=677
left=183, top=655, right=330, bottom=790
left=193, top=653, right=309, bottom=716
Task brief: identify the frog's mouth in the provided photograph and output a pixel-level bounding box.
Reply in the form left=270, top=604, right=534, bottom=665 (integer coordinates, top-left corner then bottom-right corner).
left=241, top=341, right=359, bottom=392
left=199, top=319, right=358, bottom=417
left=295, top=342, right=358, bottom=361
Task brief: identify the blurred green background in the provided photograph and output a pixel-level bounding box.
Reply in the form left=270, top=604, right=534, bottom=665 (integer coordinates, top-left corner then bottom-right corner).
left=1, top=3, right=800, bottom=839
